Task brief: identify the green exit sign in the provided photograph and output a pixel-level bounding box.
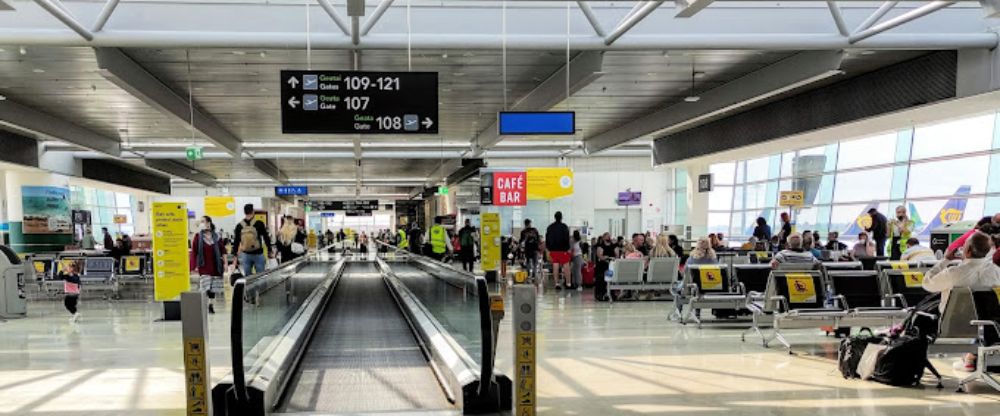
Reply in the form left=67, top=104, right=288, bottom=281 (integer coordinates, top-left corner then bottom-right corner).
left=438, top=186, right=449, bottom=195
left=185, top=146, right=204, bottom=161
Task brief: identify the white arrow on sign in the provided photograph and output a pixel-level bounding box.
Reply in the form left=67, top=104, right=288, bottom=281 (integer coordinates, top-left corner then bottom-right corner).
left=288, top=96, right=300, bottom=108
left=422, top=117, right=434, bottom=129
left=287, top=77, right=299, bottom=88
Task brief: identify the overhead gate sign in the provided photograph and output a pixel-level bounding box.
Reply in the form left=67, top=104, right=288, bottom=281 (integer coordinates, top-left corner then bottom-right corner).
left=493, top=172, right=527, bottom=206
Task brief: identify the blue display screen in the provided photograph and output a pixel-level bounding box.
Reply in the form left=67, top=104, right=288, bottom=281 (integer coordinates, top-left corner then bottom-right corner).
left=275, top=186, right=308, bottom=196
left=498, top=112, right=575, bottom=135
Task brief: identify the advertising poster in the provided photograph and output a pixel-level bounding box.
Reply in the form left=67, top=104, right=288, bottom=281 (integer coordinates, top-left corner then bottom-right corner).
left=526, top=167, right=573, bottom=200
left=152, top=202, right=190, bottom=301
left=480, top=212, right=501, bottom=272
left=21, top=186, right=71, bottom=234
left=204, top=196, right=236, bottom=217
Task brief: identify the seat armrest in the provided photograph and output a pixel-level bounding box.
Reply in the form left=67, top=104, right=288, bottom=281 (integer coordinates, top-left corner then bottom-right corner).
left=883, top=293, right=906, bottom=308
left=685, top=283, right=699, bottom=297
left=768, top=295, right=789, bottom=313
left=832, top=294, right=848, bottom=311
left=736, top=282, right=747, bottom=295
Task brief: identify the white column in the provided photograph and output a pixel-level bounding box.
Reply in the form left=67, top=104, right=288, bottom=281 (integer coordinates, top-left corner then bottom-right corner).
left=684, top=162, right=711, bottom=239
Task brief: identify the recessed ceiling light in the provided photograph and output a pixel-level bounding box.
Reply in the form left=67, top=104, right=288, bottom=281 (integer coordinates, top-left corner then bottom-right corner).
left=462, top=52, right=475, bottom=57
left=259, top=51, right=267, bottom=58
left=647, top=72, right=656, bottom=76
left=32, top=68, right=45, bottom=73
left=441, top=53, right=448, bottom=59
left=259, top=87, right=269, bottom=92
left=0, top=95, right=6, bottom=101
left=684, top=96, right=701, bottom=103
left=193, top=87, right=203, bottom=91
left=0, top=48, right=4, bottom=53
left=232, top=51, right=246, bottom=55
left=442, top=88, right=452, bottom=92
left=452, top=72, right=465, bottom=77
left=19, top=47, right=26, bottom=55
left=693, top=71, right=706, bottom=79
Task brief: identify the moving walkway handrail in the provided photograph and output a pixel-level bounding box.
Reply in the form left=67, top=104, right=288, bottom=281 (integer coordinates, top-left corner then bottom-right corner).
left=375, top=240, right=498, bottom=400
left=230, top=278, right=249, bottom=404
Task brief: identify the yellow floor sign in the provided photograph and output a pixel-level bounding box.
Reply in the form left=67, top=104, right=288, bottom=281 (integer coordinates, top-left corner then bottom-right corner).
left=516, top=332, right=536, bottom=416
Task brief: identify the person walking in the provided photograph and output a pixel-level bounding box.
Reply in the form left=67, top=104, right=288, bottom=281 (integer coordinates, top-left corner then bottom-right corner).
left=866, top=208, right=889, bottom=257
left=888, top=205, right=914, bottom=260
left=191, top=216, right=224, bottom=314
left=545, top=211, right=572, bottom=290
left=428, top=217, right=452, bottom=261
left=233, top=204, right=273, bottom=276
left=101, top=227, right=114, bottom=250
left=60, top=261, right=82, bottom=323
left=458, top=219, right=478, bottom=273
left=570, top=230, right=584, bottom=291
left=519, top=219, right=542, bottom=282
left=277, top=215, right=306, bottom=263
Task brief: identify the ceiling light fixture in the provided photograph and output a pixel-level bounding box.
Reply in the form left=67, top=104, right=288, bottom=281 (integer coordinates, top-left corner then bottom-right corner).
left=232, top=51, right=246, bottom=55
left=32, top=68, right=45, bottom=73
left=684, top=58, right=700, bottom=103
left=19, top=46, right=26, bottom=55
left=0, top=95, right=6, bottom=101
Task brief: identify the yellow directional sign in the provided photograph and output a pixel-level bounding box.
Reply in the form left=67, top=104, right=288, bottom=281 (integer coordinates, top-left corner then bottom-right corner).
left=481, top=212, right=501, bottom=272
left=779, top=190, right=805, bottom=207
left=152, top=202, right=190, bottom=301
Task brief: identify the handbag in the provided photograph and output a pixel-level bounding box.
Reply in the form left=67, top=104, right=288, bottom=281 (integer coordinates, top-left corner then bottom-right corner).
left=291, top=242, right=305, bottom=254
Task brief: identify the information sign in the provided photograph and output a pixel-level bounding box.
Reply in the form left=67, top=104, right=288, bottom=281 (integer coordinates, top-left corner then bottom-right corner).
left=779, top=190, right=805, bottom=207
left=281, top=70, right=438, bottom=134
left=480, top=212, right=501, bottom=272
left=152, top=202, right=190, bottom=301
left=275, top=186, right=308, bottom=196
left=498, top=111, right=575, bottom=135
left=493, top=172, right=527, bottom=206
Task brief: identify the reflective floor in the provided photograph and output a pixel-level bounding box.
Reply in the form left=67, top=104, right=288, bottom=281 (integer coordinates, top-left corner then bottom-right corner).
left=1, top=285, right=999, bottom=415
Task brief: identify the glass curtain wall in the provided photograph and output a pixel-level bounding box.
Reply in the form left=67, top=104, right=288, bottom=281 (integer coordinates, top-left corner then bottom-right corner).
left=707, top=111, right=999, bottom=243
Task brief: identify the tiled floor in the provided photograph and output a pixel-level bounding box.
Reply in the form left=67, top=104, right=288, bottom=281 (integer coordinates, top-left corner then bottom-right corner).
left=1, top=286, right=999, bottom=415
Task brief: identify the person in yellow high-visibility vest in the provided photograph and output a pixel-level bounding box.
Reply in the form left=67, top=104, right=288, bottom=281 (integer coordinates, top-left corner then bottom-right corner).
left=428, top=217, right=452, bottom=261
left=397, top=227, right=409, bottom=250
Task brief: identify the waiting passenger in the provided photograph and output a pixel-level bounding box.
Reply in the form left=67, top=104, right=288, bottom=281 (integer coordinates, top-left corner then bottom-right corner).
left=778, top=212, right=792, bottom=248
left=770, top=233, right=819, bottom=268
left=945, top=216, right=994, bottom=260
left=752, top=217, right=772, bottom=242
left=852, top=232, right=876, bottom=259
left=802, top=235, right=822, bottom=259
left=668, top=235, right=686, bottom=264
left=686, top=237, right=718, bottom=266
left=191, top=216, right=224, bottom=314
left=650, top=234, right=677, bottom=258
left=101, top=227, right=114, bottom=251
left=708, top=233, right=726, bottom=252
left=900, top=238, right=936, bottom=262
left=632, top=233, right=649, bottom=256
left=80, top=226, right=96, bottom=250
left=622, top=242, right=643, bottom=259
left=812, top=231, right=823, bottom=249
left=570, top=230, right=584, bottom=291
left=825, top=231, right=847, bottom=251
left=923, top=232, right=1000, bottom=315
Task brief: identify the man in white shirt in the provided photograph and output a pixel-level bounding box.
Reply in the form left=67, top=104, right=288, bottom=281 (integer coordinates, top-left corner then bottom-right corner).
left=900, top=238, right=937, bottom=262
left=922, top=232, right=1000, bottom=313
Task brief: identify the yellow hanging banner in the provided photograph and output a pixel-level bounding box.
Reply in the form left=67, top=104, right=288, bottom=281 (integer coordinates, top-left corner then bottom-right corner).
left=480, top=212, right=501, bottom=272
left=698, top=266, right=724, bottom=291
left=204, top=196, right=236, bottom=217
left=152, top=202, right=190, bottom=302
left=526, top=167, right=574, bottom=200
left=786, top=274, right=817, bottom=304
left=902, top=271, right=924, bottom=288
left=890, top=262, right=910, bottom=270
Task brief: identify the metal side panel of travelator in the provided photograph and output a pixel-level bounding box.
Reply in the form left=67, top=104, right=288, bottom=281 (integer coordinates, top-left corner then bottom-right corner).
left=212, top=250, right=511, bottom=415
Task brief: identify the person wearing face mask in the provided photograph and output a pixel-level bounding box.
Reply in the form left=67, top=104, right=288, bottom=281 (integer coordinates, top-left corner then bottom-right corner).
left=852, top=232, right=876, bottom=259
left=191, top=216, right=224, bottom=313
left=888, top=205, right=914, bottom=260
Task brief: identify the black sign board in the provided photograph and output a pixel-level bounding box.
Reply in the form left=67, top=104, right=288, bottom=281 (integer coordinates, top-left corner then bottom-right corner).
left=480, top=186, right=493, bottom=205
left=280, top=70, right=438, bottom=134
left=308, top=200, right=379, bottom=215
left=698, top=174, right=713, bottom=193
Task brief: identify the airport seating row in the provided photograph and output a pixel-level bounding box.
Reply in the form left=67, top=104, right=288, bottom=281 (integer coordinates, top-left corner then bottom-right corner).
left=26, top=252, right=154, bottom=299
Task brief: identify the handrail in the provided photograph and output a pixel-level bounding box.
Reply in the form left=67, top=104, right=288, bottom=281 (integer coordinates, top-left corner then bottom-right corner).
left=230, top=278, right=249, bottom=403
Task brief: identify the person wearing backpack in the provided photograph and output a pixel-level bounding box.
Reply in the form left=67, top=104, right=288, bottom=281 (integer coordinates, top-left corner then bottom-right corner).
left=519, top=219, right=541, bottom=282
left=232, top=204, right=273, bottom=276
left=458, top=219, right=478, bottom=273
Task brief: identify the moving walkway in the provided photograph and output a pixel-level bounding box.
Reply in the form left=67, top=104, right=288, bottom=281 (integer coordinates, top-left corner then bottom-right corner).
left=212, top=249, right=510, bottom=415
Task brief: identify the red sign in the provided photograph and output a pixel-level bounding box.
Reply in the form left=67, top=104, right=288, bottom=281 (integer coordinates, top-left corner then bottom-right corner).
left=493, top=172, right=526, bottom=206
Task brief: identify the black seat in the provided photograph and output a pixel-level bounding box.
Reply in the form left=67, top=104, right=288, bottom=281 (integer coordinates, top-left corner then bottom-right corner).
left=734, top=264, right=771, bottom=295
left=883, top=269, right=931, bottom=308
left=829, top=270, right=885, bottom=309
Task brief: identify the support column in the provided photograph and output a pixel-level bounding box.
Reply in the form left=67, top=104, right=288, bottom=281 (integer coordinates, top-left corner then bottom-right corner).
left=684, top=162, right=710, bottom=239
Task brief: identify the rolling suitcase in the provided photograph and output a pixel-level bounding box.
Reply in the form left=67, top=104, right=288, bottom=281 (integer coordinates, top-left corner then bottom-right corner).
left=581, top=261, right=595, bottom=287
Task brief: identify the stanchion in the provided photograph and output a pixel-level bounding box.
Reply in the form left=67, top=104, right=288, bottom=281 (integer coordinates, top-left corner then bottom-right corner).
left=512, top=271, right=536, bottom=416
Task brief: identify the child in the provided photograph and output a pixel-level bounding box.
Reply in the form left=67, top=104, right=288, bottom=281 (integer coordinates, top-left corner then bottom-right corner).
left=60, top=262, right=82, bottom=323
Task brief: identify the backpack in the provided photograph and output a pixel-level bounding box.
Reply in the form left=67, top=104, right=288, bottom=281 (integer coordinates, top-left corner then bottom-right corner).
left=901, top=292, right=941, bottom=341
left=460, top=229, right=475, bottom=247
left=837, top=328, right=881, bottom=379
left=239, top=221, right=261, bottom=253
left=870, top=332, right=931, bottom=386
left=523, top=229, right=540, bottom=253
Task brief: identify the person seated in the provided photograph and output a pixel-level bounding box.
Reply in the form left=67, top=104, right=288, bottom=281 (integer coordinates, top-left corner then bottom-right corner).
left=900, top=238, right=936, bottom=262
left=825, top=231, right=847, bottom=251
left=922, top=232, right=1000, bottom=372
left=851, top=232, right=876, bottom=259
left=622, top=242, right=644, bottom=259
left=802, top=235, right=823, bottom=259
left=708, top=233, right=727, bottom=252
left=649, top=234, right=677, bottom=258
left=740, top=237, right=757, bottom=251
left=686, top=237, right=718, bottom=266
left=770, top=233, right=819, bottom=268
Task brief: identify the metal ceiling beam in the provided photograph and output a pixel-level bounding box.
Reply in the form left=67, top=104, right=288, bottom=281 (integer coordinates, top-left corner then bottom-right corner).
left=605, top=0, right=664, bottom=45
left=853, top=1, right=898, bottom=33
left=471, top=51, right=605, bottom=154
left=32, top=0, right=93, bottom=40
left=675, top=0, right=715, bottom=18
left=94, top=47, right=243, bottom=157
left=584, top=50, right=845, bottom=155
left=850, top=1, right=957, bottom=43
left=316, top=0, right=350, bottom=35
left=981, top=0, right=1000, bottom=17
left=145, top=159, right=217, bottom=187
left=576, top=1, right=606, bottom=37
left=360, top=0, right=393, bottom=36
left=252, top=159, right=289, bottom=184
left=0, top=98, right=120, bottom=157
left=826, top=1, right=850, bottom=36
left=91, top=0, right=119, bottom=32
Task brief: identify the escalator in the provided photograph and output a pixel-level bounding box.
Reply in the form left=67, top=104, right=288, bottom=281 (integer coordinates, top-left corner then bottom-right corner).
left=277, top=262, right=454, bottom=414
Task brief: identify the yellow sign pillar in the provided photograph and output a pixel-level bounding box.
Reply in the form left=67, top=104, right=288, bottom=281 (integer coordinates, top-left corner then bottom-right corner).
left=481, top=212, right=501, bottom=272
left=152, top=202, right=190, bottom=301
left=513, top=275, right=536, bottom=416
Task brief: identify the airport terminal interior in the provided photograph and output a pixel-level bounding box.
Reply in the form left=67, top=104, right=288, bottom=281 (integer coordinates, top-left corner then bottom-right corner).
left=6, top=1, right=1000, bottom=415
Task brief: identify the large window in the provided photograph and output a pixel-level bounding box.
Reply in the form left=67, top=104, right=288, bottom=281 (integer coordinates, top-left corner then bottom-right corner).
left=70, top=186, right=137, bottom=237
left=705, top=111, right=1000, bottom=243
